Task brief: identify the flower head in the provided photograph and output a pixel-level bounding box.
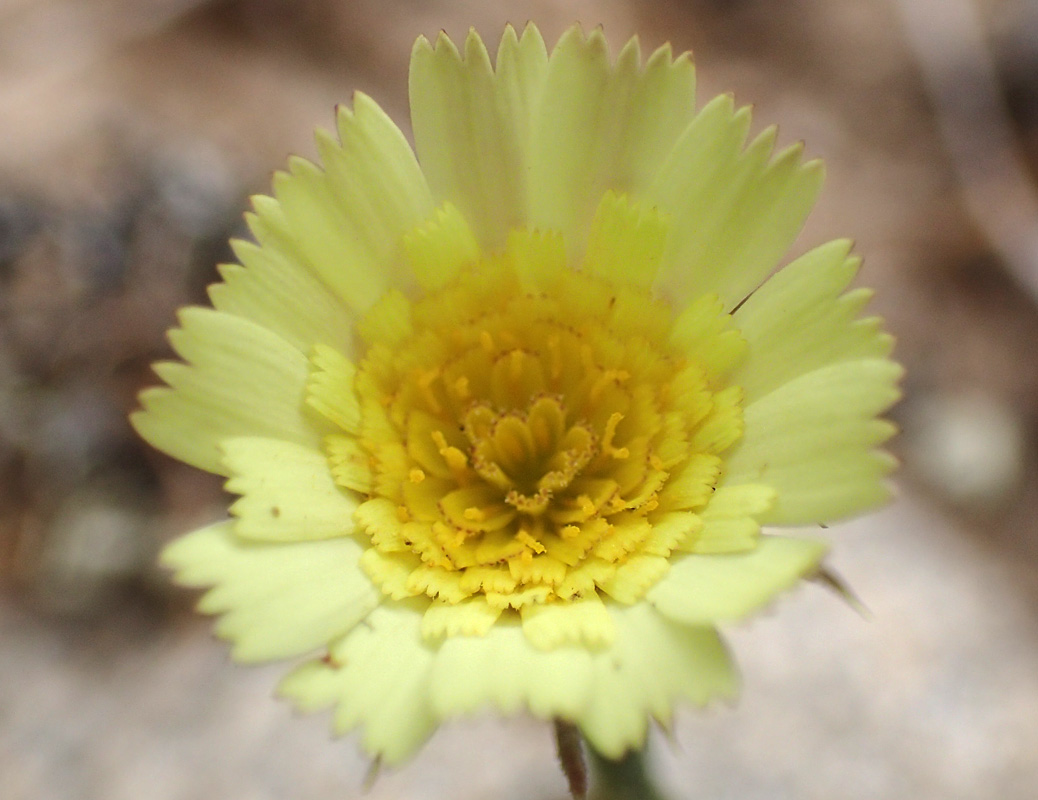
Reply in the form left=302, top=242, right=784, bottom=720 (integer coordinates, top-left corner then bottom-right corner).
left=134, top=24, right=900, bottom=763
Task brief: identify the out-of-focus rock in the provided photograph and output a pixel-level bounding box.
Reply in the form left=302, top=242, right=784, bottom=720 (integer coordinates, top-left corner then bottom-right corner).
left=902, top=390, right=1027, bottom=510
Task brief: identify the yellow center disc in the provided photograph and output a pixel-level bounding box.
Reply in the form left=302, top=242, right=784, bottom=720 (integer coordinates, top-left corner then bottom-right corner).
left=327, top=231, right=746, bottom=612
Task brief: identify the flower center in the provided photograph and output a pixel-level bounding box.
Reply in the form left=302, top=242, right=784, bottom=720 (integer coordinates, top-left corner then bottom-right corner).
left=317, top=231, right=747, bottom=613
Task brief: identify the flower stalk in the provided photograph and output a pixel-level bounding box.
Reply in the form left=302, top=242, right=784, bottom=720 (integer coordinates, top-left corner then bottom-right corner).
left=587, top=743, right=669, bottom=800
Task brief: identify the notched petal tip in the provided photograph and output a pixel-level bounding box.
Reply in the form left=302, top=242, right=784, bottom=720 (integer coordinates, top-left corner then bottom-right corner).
left=434, top=29, right=461, bottom=55
left=463, top=27, right=493, bottom=66
left=616, top=34, right=643, bottom=68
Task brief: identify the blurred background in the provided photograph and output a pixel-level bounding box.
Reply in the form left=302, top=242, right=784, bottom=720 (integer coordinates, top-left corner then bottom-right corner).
left=3, top=0, right=1038, bottom=797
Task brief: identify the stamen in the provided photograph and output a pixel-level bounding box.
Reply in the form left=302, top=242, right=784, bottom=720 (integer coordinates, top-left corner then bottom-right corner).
left=431, top=430, right=469, bottom=472
left=590, top=369, right=629, bottom=403
left=452, top=376, right=470, bottom=400
left=601, top=412, right=629, bottom=459
left=417, top=368, right=442, bottom=413
left=516, top=529, right=546, bottom=555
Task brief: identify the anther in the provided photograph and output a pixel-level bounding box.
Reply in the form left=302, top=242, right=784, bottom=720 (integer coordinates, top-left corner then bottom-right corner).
left=452, top=376, right=470, bottom=399
left=416, top=368, right=442, bottom=414
left=431, top=430, right=469, bottom=472
left=601, top=412, right=627, bottom=458
left=463, top=506, right=486, bottom=522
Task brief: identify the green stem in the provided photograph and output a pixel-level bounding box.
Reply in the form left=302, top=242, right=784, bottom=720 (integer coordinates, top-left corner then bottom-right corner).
left=587, top=743, right=670, bottom=800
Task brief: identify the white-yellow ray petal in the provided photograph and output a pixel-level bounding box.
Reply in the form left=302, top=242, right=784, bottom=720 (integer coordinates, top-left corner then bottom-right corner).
left=578, top=604, right=737, bottom=758
left=272, top=94, right=433, bottom=314
left=504, top=227, right=568, bottom=291
left=278, top=602, right=438, bottom=765
left=404, top=202, right=481, bottom=292
left=222, top=437, right=358, bottom=541
left=325, top=434, right=373, bottom=493
left=669, top=293, right=747, bottom=378
left=661, top=140, right=824, bottom=310
left=306, top=344, right=361, bottom=433
left=355, top=288, right=413, bottom=349
left=162, top=521, right=379, bottom=662
left=730, top=239, right=895, bottom=402
left=210, top=238, right=354, bottom=355
left=131, top=308, right=321, bottom=476
left=659, top=452, right=721, bottom=510
left=597, top=555, right=671, bottom=604
left=714, top=145, right=823, bottom=307
left=581, top=191, right=668, bottom=290
left=528, top=29, right=696, bottom=249
left=519, top=593, right=615, bottom=650
left=428, top=613, right=595, bottom=719
left=690, top=385, right=745, bottom=456
left=410, top=25, right=548, bottom=248
left=360, top=548, right=423, bottom=601
left=681, top=483, right=776, bottom=554
left=647, top=535, right=828, bottom=625
left=614, top=40, right=697, bottom=193
left=421, top=596, right=502, bottom=640
left=724, top=358, right=902, bottom=524
left=653, top=104, right=824, bottom=308
left=641, top=512, right=703, bottom=555
left=646, top=93, right=750, bottom=294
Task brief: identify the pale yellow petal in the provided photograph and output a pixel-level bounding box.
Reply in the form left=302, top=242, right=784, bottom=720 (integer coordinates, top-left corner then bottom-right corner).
left=131, top=308, right=321, bottom=475
left=410, top=25, right=548, bottom=248
left=730, top=239, right=894, bottom=402
left=404, top=202, right=481, bottom=292
left=652, top=107, right=824, bottom=309
left=360, top=548, right=423, bottom=601
left=680, top=483, right=776, bottom=554
left=305, top=344, right=361, bottom=433
left=421, top=596, right=502, bottom=640
left=581, top=191, right=668, bottom=290
left=659, top=452, right=721, bottom=510
left=222, top=437, right=358, bottom=542
left=528, top=29, right=696, bottom=251
left=578, top=604, right=737, bottom=758
left=504, top=227, right=568, bottom=291
left=724, top=358, right=902, bottom=524
left=428, top=613, right=595, bottom=719
left=162, top=521, right=379, bottom=662
left=272, top=94, right=433, bottom=314
left=324, top=434, right=373, bottom=493
left=519, top=593, right=615, bottom=649
left=278, top=602, right=438, bottom=765
left=210, top=238, right=354, bottom=355
left=669, top=293, right=748, bottom=378
left=647, top=535, right=828, bottom=624
left=597, top=555, right=671, bottom=604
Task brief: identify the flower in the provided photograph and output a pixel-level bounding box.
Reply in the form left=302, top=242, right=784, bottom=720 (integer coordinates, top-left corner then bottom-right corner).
left=133, top=24, right=901, bottom=764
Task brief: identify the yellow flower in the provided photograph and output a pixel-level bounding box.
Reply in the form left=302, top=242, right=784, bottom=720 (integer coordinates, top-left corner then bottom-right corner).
left=133, top=24, right=900, bottom=763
